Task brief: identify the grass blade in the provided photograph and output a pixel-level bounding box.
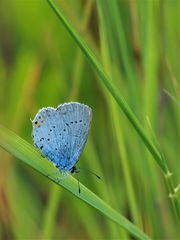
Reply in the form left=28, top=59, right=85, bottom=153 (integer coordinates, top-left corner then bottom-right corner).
left=46, top=0, right=165, bottom=173
left=46, top=0, right=180, bottom=220
left=0, top=125, right=151, bottom=240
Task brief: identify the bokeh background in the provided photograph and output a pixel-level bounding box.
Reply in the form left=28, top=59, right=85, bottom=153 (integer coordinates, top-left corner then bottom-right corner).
left=0, top=0, right=179, bottom=239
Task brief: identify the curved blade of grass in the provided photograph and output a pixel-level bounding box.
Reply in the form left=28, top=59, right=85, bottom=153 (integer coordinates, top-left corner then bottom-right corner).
left=0, top=125, right=150, bottom=240
left=46, top=0, right=165, bottom=173
left=46, top=0, right=180, bottom=220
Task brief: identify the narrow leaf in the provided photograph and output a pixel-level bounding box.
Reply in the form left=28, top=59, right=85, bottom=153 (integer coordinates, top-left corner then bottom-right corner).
left=0, top=125, right=150, bottom=240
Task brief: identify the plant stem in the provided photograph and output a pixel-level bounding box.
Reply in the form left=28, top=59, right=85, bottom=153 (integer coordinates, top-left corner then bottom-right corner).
left=46, top=0, right=180, bottom=220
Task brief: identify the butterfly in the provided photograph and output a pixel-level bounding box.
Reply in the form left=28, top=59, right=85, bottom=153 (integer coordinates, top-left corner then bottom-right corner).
left=32, top=102, right=92, bottom=175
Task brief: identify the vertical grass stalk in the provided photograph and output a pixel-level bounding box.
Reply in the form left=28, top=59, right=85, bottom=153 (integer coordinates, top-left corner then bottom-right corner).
left=46, top=0, right=180, bottom=220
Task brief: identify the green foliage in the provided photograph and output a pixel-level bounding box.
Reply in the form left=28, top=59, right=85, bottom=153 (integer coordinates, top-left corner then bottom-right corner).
left=0, top=0, right=179, bottom=239
left=0, top=125, right=150, bottom=240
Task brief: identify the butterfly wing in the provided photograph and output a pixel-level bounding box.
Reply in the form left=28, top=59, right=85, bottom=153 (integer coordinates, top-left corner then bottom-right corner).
left=56, top=102, right=92, bottom=170
left=32, top=102, right=91, bottom=172
left=32, top=107, right=66, bottom=167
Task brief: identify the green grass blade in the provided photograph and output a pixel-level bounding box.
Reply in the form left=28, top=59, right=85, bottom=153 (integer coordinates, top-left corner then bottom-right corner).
left=41, top=184, right=62, bottom=239
left=46, top=0, right=180, bottom=221
left=46, top=0, right=166, bottom=173
left=97, top=1, right=141, bottom=227
left=0, top=125, right=151, bottom=240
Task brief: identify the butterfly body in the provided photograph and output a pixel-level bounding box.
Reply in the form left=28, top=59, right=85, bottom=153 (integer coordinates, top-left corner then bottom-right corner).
left=32, top=102, right=92, bottom=173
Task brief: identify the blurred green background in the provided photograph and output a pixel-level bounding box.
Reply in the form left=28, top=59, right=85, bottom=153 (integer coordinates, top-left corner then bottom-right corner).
left=0, top=0, right=179, bottom=239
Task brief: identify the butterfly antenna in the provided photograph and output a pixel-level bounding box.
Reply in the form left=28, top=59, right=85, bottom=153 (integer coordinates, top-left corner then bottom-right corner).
left=76, top=172, right=81, bottom=194
left=78, top=167, right=101, bottom=179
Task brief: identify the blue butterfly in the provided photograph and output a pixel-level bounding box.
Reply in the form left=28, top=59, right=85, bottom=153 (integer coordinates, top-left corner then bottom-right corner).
left=32, top=102, right=92, bottom=175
